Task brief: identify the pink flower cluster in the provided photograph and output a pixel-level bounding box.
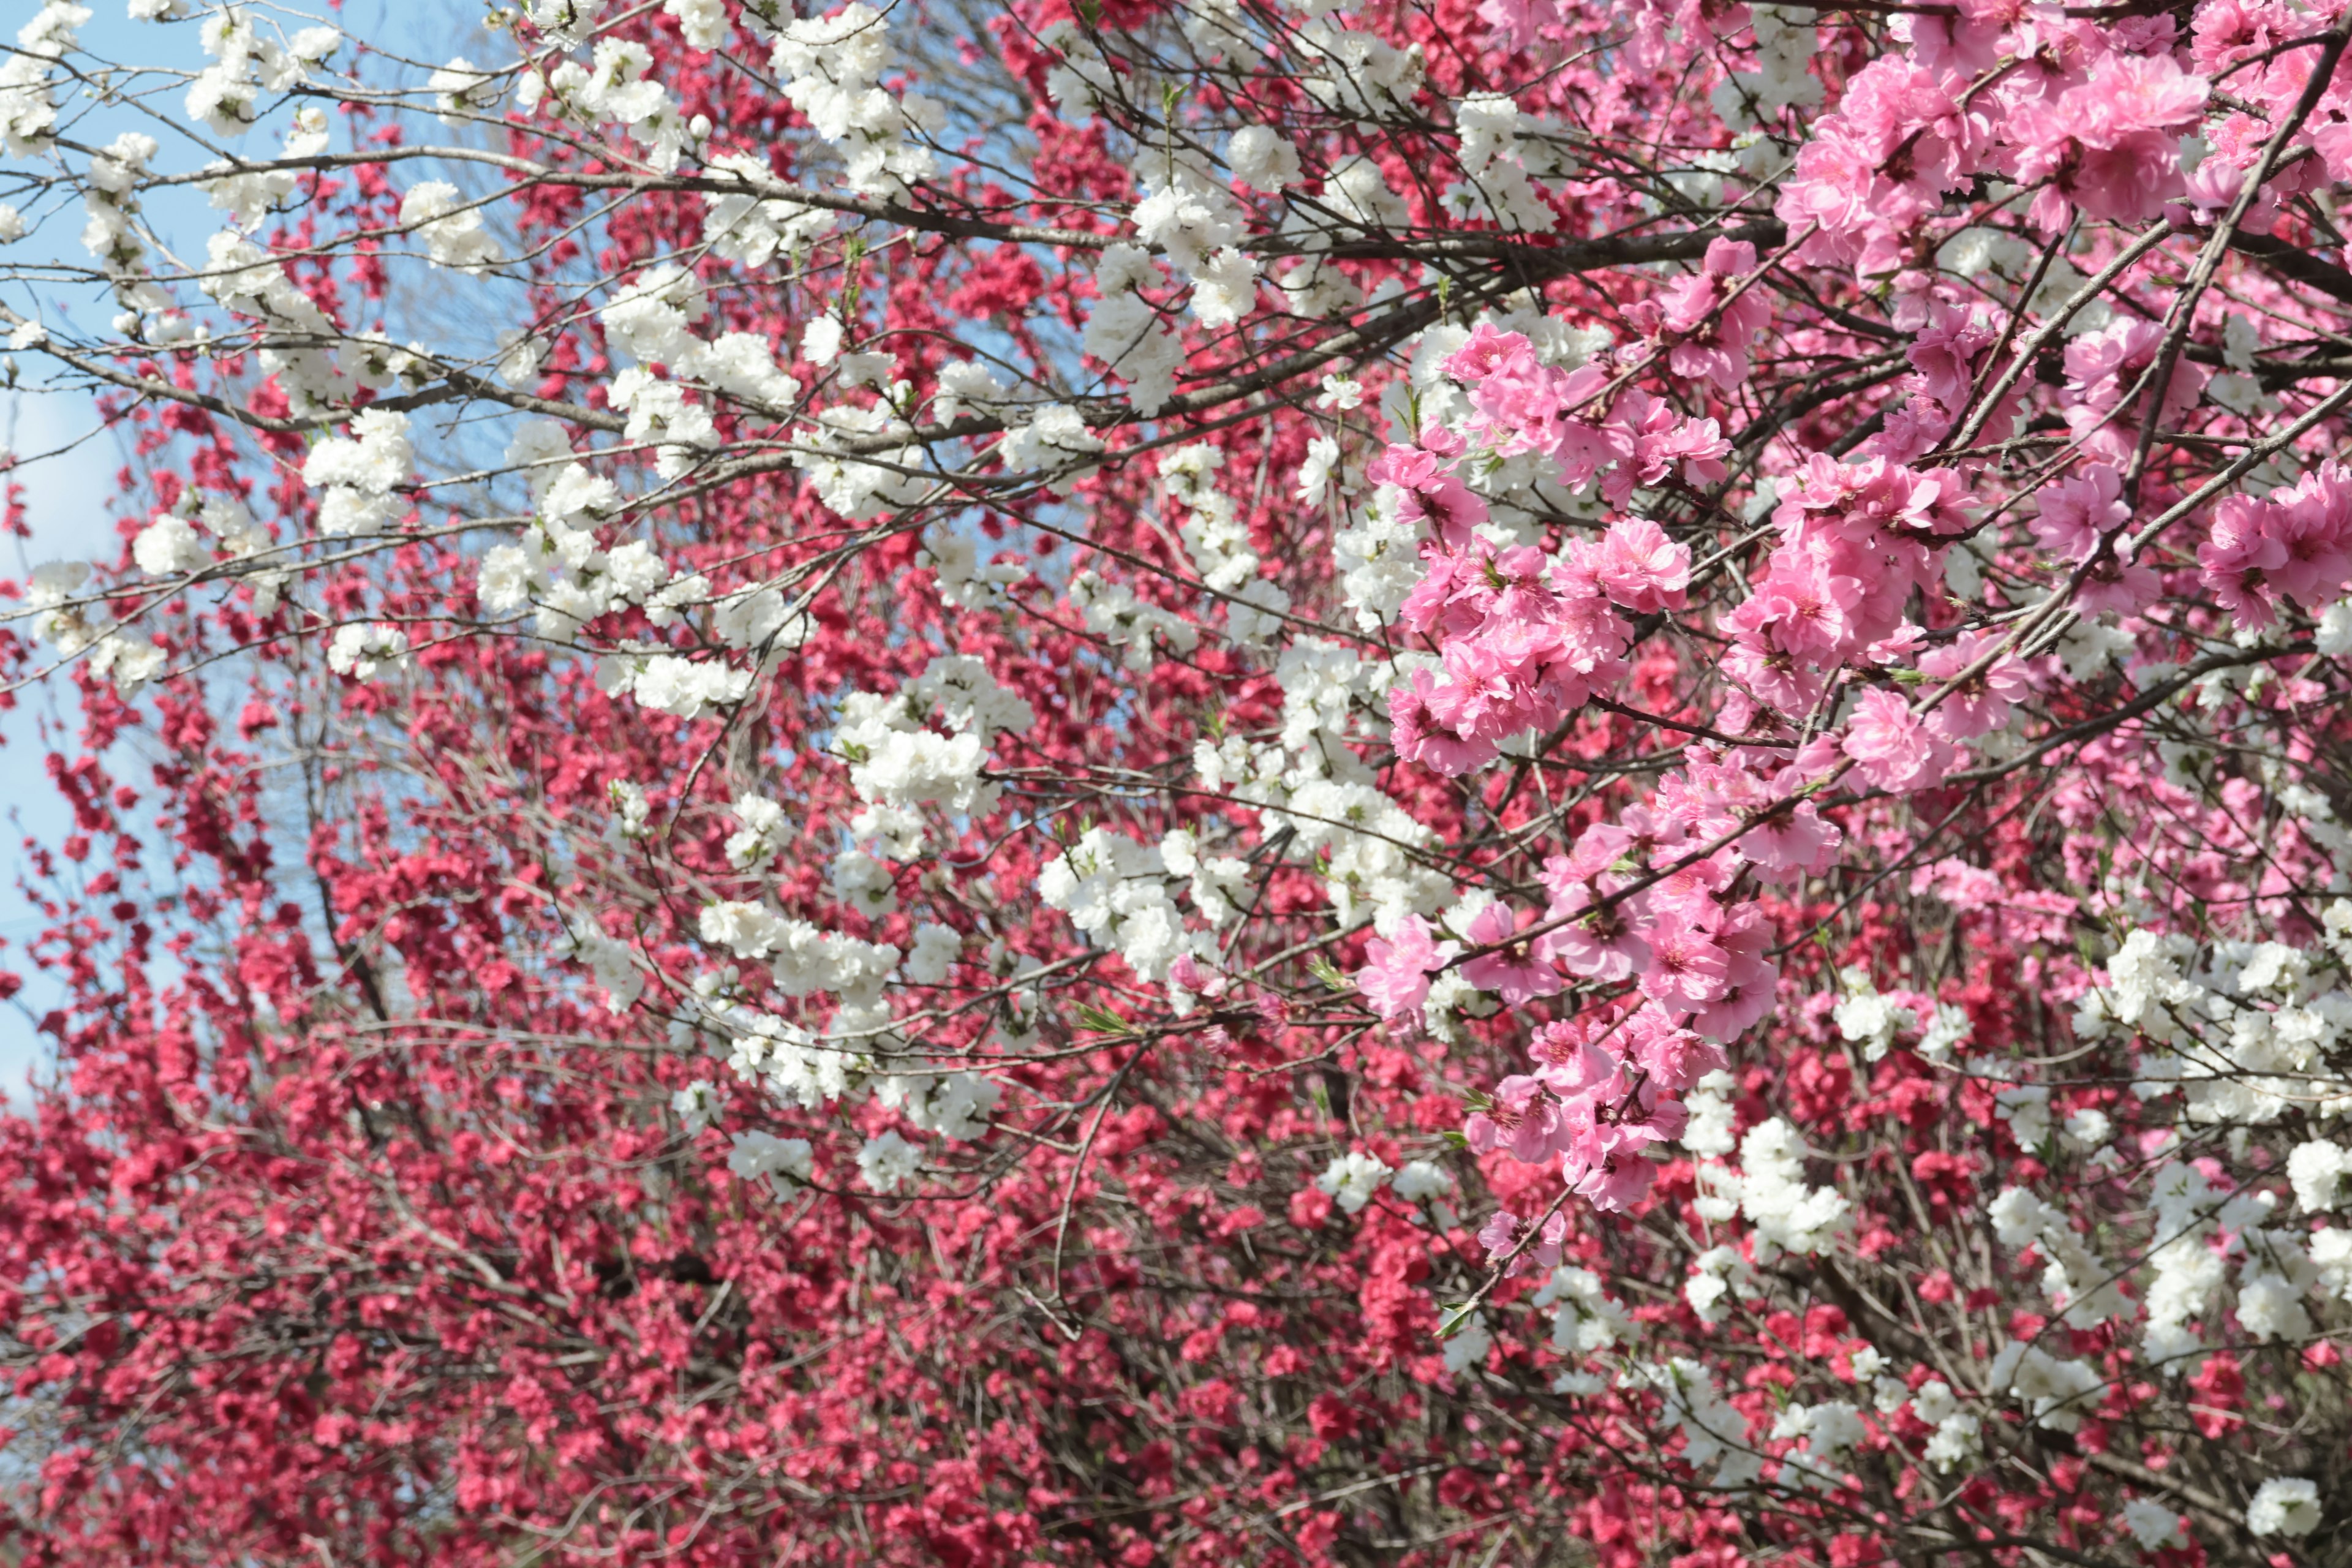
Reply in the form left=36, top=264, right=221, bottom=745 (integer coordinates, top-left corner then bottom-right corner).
left=2199, top=461, right=2352, bottom=629
left=1358, top=748, right=1838, bottom=1046
left=1379, top=458, right=1692, bottom=775
left=1781, top=20, right=2207, bottom=287
left=2062, top=317, right=2209, bottom=466
left=1444, top=325, right=1732, bottom=505
left=1636, top=236, right=1772, bottom=393
left=1466, top=1009, right=1723, bottom=1216
left=1721, top=454, right=1970, bottom=713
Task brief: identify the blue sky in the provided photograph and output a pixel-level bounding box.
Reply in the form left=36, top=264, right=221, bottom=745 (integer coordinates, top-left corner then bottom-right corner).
left=0, top=1, right=481, bottom=1096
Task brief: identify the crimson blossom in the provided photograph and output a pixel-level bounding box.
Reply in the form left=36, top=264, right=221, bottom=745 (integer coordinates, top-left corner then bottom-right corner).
left=4, top=0, right=2352, bottom=1563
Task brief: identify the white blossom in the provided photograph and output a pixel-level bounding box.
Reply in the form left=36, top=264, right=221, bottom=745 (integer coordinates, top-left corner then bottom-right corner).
left=856, top=1128, right=924, bottom=1193
left=2247, top=1477, right=2321, bottom=1538
left=1316, top=1150, right=1392, bottom=1213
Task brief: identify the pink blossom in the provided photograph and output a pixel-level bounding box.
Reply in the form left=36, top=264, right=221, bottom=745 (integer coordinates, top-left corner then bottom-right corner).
left=2266, top=461, right=2352, bottom=606
left=1687, top=904, right=1779, bottom=1043
left=1466, top=1074, right=1567, bottom=1163
left=1390, top=670, right=1499, bottom=776
left=1586, top=517, right=1691, bottom=612
left=1531, top=1019, right=1622, bottom=1099
left=1545, top=825, right=1632, bottom=886
left=2199, top=495, right=2290, bottom=628
left=1747, top=797, right=1842, bottom=881
left=1622, top=1006, right=1727, bottom=1094
left=1477, top=1207, right=1566, bottom=1276
left=1442, top=323, right=1529, bottom=383
left=1534, top=881, right=1651, bottom=983
left=1570, top=1149, right=1660, bottom=1213
left=1917, top=630, right=2033, bottom=741
left=1355, top=914, right=1460, bottom=1020
left=1460, top=902, right=1563, bottom=1006
left=1371, top=444, right=1490, bottom=549
left=1638, top=910, right=1730, bottom=1009
left=1656, top=238, right=1770, bottom=393
left=1907, top=304, right=1993, bottom=413
left=2009, top=55, right=2208, bottom=227
left=1842, top=686, right=1953, bottom=792
left=2032, top=466, right=2127, bottom=562
left=1601, top=392, right=1730, bottom=506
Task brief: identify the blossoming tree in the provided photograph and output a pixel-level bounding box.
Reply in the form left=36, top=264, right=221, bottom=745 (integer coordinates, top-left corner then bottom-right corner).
left=2, top=0, right=2352, bottom=1560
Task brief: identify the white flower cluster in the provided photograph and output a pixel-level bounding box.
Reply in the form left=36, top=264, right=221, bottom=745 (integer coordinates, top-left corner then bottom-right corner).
left=857, top=1129, right=923, bottom=1193
left=616, top=655, right=755, bottom=720
left=1683, top=1245, right=1755, bottom=1325
left=1621, top=1359, right=1761, bottom=1490
left=78, top=130, right=175, bottom=337
left=1986, top=1338, right=2104, bottom=1432
left=1770, top=1400, right=1866, bottom=1492
left=2080, top=925, right=2352, bottom=1128
left=698, top=903, right=898, bottom=988
left=1828, top=969, right=1969, bottom=1062
left=873, top=1064, right=1003, bottom=1142
left=1710, top=5, right=1825, bottom=129
left=603, top=263, right=802, bottom=421
left=1988, top=1186, right=2129, bottom=1327
left=1068, top=568, right=1201, bottom=671
left=726, top=1014, right=866, bottom=1110
left=672, top=1079, right=726, bottom=1134
left=1726, top=1119, right=1849, bottom=1262
left=770, top=4, right=942, bottom=199
left=833, top=655, right=1033, bottom=825
left=1037, top=20, right=1114, bottom=116
left=703, top=153, right=839, bottom=268
left=1039, top=827, right=1210, bottom=985
left=1330, top=486, right=1425, bottom=632
left=1439, top=93, right=1562, bottom=233
left=1909, top=1378, right=1982, bottom=1472
left=1442, top=1309, right=1493, bottom=1375
left=728, top=1128, right=814, bottom=1196
left=206, top=106, right=330, bottom=232
left=553, top=918, right=643, bottom=1013
left=187, top=8, right=303, bottom=140
left=326, top=624, right=411, bottom=681
left=1227, top=126, right=1302, bottom=192
left=1533, top=1265, right=1629, bottom=1364
left=302, top=409, right=414, bottom=537
left=713, top=989, right=1000, bottom=1196
left=998, top=405, right=1104, bottom=495
left=1080, top=244, right=1185, bottom=417
left=1317, top=1150, right=1392, bottom=1213
left=203, top=230, right=361, bottom=415
left=917, top=519, right=1025, bottom=611
left=2129, top=1158, right=2324, bottom=1366
left=790, top=400, right=929, bottom=521
left=2119, top=1498, right=2188, bottom=1550
left=726, top=794, right=793, bottom=869
left=520, top=36, right=703, bottom=173
left=132, top=495, right=273, bottom=600
left=2247, top=1477, right=2322, bottom=1538
left=1157, top=829, right=1251, bottom=933
left=400, top=181, right=502, bottom=274
left=1292, top=17, right=1423, bottom=122
left=1189, top=648, right=1449, bottom=935
left=1, top=3, right=87, bottom=158
left=1160, top=444, right=1291, bottom=644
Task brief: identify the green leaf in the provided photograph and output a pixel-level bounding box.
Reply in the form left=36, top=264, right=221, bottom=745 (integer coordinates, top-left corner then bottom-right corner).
left=1308, top=956, right=1351, bottom=993
left=1437, top=1303, right=1480, bottom=1339
left=1075, top=1003, right=1133, bottom=1036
